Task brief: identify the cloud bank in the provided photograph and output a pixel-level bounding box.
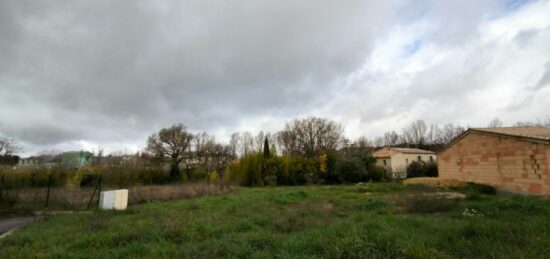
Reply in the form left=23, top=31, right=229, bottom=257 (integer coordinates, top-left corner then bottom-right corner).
left=1, top=0, right=549, bottom=155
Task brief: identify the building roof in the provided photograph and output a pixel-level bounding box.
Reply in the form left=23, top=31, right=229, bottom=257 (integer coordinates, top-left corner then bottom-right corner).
left=471, top=127, right=550, bottom=142
left=439, top=126, right=550, bottom=154
left=392, top=148, right=435, bottom=154
left=373, top=147, right=435, bottom=158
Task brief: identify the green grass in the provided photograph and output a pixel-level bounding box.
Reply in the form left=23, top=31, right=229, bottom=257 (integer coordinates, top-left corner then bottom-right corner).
left=1, top=183, right=550, bottom=258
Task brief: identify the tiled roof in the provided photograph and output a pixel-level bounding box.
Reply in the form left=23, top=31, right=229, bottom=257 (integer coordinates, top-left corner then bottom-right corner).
left=391, top=148, right=435, bottom=154
left=373, top=147, right=434, bottom=158
left=471, top=127, right=550, bottom=142
left=438, top=126, right=550, bottom=154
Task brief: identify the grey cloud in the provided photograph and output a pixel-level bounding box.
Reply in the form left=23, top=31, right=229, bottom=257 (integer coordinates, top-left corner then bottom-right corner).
left=535, top=62, right=550, bottom=90
left=1, top=0, right=548, bottom=155
left=0, top=0, right=402, bottom=153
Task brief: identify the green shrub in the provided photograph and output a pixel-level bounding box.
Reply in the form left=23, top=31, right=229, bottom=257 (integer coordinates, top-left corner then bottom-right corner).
left=192, top=167, right=209, bottom=181
left=358, top=198, right=388, bottom=211
left=227, top=151, right=382, bottom=186
left=367, top=164, right=385, bottom=182
left=335, top=157, right=367, bottom=183
left=227, top=153, right=264, bottom=186
left=406, top=161, right=438, bottom=178
left=467, top=183, right=496, bottom=195
left=451, top=182, right=496, bottom=196
left=1, top=166, right=73, bottom=188
left=79, top=165, right=170, bottom=187
left=227, top=154, right=328, bottom=186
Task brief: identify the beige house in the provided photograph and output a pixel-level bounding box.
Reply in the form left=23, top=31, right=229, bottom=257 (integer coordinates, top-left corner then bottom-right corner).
left=438, top=127, right=550, bottom=195
left=373, top=147, right=436, bottom=178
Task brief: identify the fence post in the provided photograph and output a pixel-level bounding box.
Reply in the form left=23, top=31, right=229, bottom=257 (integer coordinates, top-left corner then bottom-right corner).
left=45, top=174, right=52, bottom=208
left=86, top=174, right=103, bottom=210
left=0, top=174, right=4, bottom=199
left=97, top=175, right=102, bottom=206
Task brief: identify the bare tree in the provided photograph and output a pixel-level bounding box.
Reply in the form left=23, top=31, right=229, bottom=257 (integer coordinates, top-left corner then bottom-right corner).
left=278, top=117, right=344, bottom=158
left=355, top=136, right=371, bottom=148
left=254, top=131, right=265, bottom=152
left=91, top=147, right=104, bottom=166
left=373, top=136, right=385, bottom=147
left=146, top=123, right=193, bottom=180
left=383, top=131, right=400, bottom=146
left=437, top=123, right=466, bottom=145
left=194, top=132, right=215, bottom=165
left=205, top=143, right=233, bottom=185
left=514, top=117, right=550, bottom=128
left=488, top=118, right=503, bottom=128
left=402, top=120, right=428, bottom=146
left=241, top=132, right=254, bottom=156
left=228, top=132, right=241, bottom=158
left=424, top=125, right=439, bottom=145
left=0, top=137, right=20, bottom=156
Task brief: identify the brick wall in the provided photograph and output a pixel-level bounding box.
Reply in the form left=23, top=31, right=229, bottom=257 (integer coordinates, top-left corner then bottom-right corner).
left=438, top=131, right=550, bottom=195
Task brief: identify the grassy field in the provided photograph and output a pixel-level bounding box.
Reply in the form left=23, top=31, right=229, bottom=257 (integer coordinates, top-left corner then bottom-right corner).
left=1, top=183, right=549, bottom=258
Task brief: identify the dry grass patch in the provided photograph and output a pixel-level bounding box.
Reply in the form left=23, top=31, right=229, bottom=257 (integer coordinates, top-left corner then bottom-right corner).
left=128, top=183, right=235, bottom=204
left=1, top=183, right=235, bottom=210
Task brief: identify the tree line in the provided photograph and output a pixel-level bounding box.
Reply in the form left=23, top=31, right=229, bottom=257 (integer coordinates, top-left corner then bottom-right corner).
left=144, top=117, right=465, bottom=184
left=2, top=116, right=549, bottom=182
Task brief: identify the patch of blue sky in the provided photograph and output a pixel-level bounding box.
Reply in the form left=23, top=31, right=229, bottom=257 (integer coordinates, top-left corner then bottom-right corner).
left=505, top=0, right=536, bottom=11
left=402, top=40, right=422, bottom=57
left=485, top=0, right=537, bottom=20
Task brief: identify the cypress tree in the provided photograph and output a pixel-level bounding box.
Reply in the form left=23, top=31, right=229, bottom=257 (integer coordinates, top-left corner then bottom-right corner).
left=263, top=136, right=270, bottom=158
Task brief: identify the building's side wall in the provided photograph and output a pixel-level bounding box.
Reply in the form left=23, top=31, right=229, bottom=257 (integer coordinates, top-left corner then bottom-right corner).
left=438, top=132, right=550, bottom=195
left=391, top=153, right=436, bottom=178
left=375, top=157, right=392, bottom=175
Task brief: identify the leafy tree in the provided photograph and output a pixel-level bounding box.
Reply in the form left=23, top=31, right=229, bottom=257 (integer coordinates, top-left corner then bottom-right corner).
left=263, top=137, right=270, bottom=159
left=335, top=157, right=367, bottom=183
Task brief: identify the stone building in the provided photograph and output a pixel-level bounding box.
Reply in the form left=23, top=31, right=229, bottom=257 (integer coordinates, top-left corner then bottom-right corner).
left=438, top=127, right=550, bottom=195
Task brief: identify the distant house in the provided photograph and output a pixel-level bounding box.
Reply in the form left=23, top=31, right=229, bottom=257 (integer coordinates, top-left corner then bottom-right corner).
left=18, top=155, right=61, bottom=168
left=373, top=147, right=436, bottom=178
left=18, top=151, right=93, bottom=169
left=95, top=155, right=141, bottom=166
left=61, top=151, right=93, bottom=169
left=438, top=127, right=550, bottom=195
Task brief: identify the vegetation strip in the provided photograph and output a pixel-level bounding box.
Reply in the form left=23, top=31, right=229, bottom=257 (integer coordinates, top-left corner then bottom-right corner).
left=1, top=183, right=549, bottom=258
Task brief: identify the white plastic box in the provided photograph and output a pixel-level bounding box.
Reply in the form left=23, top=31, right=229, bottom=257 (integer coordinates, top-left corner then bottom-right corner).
left=99, top=189, right=128, bottom=210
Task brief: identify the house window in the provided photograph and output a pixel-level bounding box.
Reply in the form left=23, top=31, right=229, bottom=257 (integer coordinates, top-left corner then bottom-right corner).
left=383, top=160, right=387, bottom=166
left=417, top=156, right=422, bottom=161
left=406, top=158, right=409, bottom=164
left=429, top=156, right=434, bottom=162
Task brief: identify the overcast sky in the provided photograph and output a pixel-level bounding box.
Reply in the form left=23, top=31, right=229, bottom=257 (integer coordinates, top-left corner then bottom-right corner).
left=1, top=0, right=549, bottom=156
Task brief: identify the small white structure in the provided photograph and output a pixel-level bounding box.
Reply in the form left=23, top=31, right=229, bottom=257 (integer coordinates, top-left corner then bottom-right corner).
left=373, top=147, right=436, bottom=179
left=99, top=189, right=128, bottom=210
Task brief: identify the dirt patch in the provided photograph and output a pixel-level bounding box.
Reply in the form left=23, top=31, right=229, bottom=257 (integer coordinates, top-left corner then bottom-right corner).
left=320, top=202, right=334, bottom=211
left=403, top=177, right=465, bottom=188
left=427, top=192, right=466, bottom=199
left=128, top=184, right=235, bottom=204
